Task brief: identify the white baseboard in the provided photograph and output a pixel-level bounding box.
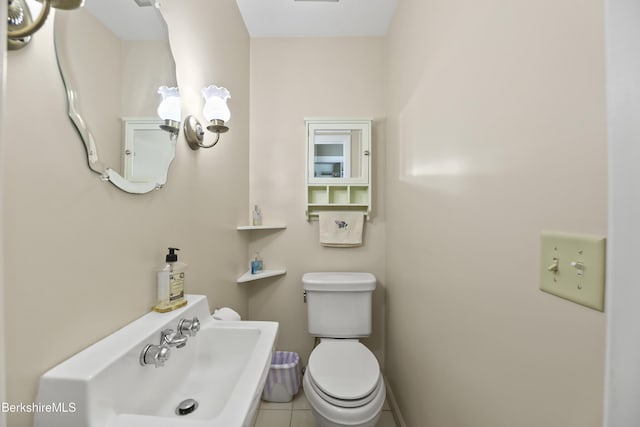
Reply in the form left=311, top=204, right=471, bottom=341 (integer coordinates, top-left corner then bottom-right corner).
left=385, top=376, right=407, bottom=427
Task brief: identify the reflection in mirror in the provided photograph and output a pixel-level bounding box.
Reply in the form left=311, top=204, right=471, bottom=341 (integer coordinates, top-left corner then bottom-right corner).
left=313, top=129, right=363, bottom=179
left=54, top=0, right=178, bottom=194
left=8, top=0, right=83, bottom=51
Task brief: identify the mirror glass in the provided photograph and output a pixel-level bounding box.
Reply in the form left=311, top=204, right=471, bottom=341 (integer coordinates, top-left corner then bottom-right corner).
left=313, top=129, right=363, bottom=179
left=307, top=120, right=370, bottom=185
left=54, top=0, right=178, bottom=194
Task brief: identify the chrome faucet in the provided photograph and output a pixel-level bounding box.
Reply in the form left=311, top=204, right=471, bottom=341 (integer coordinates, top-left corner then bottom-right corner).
left=161, top=329, right=188, bottom=348
left=140, top=316, right=200, bottom=367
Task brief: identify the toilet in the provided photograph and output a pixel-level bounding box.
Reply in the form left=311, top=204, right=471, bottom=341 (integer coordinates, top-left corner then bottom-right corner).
left=302, top=272, right=385, bottom=427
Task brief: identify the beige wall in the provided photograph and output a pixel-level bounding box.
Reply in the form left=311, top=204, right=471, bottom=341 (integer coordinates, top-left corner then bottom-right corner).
left=248, top=38, right=387, bottom=366
left=384, top=0, right=607, bottom=426
left=57, top=8, right=121, bottom=172
left=0, top=3, right=7, bottom=427
left=1, top=1, right=249, bottom=425
left=121, top=41, right=176, bottom=117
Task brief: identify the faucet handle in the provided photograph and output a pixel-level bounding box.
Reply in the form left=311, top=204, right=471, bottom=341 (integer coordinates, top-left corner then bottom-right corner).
left=140, top=344, right=171, bottom=368
left=178, top=316, right=200, bottom=337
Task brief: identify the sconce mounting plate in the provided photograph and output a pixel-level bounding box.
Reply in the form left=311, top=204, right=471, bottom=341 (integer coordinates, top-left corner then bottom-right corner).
left=183, top=116, right=229, bottom=150
left=184, top=115, right=205, bottom=150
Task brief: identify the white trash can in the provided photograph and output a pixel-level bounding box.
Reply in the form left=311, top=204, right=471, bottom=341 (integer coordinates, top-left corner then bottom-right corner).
left=262, top=351, right=301, bottom=402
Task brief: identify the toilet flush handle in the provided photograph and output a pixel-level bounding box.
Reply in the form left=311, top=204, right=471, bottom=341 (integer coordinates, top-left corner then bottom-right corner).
left=303, top=290, right=307, bottom=303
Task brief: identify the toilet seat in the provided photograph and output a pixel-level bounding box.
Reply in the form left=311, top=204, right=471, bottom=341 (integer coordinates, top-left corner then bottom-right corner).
left=307, top=340, right=380, bottom=407
left=303, top=364, right=386, bottom=427
left=308, top=370, right=383, bottom=408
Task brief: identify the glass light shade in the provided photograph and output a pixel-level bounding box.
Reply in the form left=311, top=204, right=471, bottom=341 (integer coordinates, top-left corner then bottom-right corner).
left=202, top=85, right=231, bottom=123
left=157, top=86, right=181, bottom=122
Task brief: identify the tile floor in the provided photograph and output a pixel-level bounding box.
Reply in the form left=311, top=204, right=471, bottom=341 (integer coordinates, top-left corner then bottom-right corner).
left=255, top=388, right=398, bottom=427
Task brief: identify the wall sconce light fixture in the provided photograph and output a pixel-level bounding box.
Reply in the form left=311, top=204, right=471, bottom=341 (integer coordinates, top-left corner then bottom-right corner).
left=184, top=85, right=231, bottom=150
left=7, top=0, right=84, bottom=51
left=157, top=86, right=181, bottom=138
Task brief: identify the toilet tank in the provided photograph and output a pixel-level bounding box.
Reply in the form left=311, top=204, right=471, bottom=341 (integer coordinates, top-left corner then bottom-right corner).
left=303, top=272, right=376, bottom=338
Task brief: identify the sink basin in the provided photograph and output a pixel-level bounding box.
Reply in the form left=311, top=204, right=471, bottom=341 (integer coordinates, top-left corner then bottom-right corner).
left=34, top=295, right=278, bottom=427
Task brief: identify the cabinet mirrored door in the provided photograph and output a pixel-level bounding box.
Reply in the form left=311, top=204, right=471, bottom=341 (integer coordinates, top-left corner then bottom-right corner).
left=307, top=120, right=370, bottom=185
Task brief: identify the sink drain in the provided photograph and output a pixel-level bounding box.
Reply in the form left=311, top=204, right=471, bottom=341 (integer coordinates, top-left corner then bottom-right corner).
left=176, top=398, right=198, bottom=416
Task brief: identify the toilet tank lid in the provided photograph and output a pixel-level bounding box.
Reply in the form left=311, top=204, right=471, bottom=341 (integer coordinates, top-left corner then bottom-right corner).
left=303, top=272, right=376, bottom=291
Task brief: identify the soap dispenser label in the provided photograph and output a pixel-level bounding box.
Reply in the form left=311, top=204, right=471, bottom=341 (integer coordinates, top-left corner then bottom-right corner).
left=169, top=272, right=185, bottom=302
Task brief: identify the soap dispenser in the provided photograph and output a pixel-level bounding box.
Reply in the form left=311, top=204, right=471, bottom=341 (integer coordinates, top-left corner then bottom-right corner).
left=154, top=247, right=188, bottom=313
left=250, top=252, right=263, bottom=275
left=252, top=205, right=262, bottom=226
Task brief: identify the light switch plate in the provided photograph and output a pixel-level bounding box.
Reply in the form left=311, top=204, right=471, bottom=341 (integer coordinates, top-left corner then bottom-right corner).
left=540, top=231, right=606, bottom=311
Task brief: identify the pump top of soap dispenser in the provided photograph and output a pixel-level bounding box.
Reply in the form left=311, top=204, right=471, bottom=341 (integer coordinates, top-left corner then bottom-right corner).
left=166, top=247, right=180, bottom=263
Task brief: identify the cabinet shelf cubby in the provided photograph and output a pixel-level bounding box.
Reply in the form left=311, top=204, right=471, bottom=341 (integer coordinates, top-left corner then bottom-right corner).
left=305, top=184, right=371, bottom=218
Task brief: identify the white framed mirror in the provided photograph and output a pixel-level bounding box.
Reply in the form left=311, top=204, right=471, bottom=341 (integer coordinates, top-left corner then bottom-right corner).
left=307, top=119, right=370, bottom=185
left=53, top=0, right=177, bottom=194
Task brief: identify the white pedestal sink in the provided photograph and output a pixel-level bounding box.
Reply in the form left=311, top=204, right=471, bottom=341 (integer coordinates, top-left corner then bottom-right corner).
left=34, top=295, right=278, bottom=427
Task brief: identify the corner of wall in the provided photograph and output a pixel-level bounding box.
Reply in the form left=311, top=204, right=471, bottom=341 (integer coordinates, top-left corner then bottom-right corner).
left=603, top=0, right=640, bottom=424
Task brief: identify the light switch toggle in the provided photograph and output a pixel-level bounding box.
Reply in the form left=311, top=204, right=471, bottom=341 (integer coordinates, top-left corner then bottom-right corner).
left=570, top=261, right=585, bottom=277
left=547, top=258, right=559, bottom=273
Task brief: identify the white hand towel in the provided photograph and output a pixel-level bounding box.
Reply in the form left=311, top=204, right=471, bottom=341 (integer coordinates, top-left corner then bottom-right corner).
left=212, top=307, right=241, bottom=321
left=319, top=211, right=364, bottom=247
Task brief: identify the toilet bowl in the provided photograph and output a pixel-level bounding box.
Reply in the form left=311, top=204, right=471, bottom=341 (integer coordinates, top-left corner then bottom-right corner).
left=302, top=272, right=384, bottom=427
left=303, top=339, right=386, bottom=427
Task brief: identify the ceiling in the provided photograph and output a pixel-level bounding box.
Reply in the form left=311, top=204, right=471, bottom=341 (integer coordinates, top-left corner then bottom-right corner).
left=54, top=0, right=398, bottom=40
left=235, top=0, right=399, bottom=38
left=83, top=0, right=168, bottom=40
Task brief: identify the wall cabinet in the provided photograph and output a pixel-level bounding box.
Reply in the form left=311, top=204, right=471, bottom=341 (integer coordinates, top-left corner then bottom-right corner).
left=122, top=117, right=175, bottom=184
left=305, top=118, right=372, bottom=219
